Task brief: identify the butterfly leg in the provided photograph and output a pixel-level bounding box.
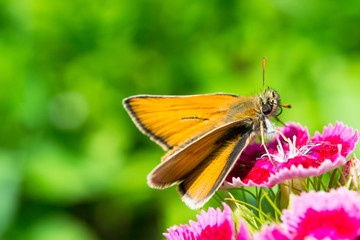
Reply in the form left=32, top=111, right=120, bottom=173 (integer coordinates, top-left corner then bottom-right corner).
left=260, top=121, right=280, bottom=171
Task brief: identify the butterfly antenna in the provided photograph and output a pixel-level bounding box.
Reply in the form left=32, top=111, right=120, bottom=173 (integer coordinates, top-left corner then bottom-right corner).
left=262, top=56, right=267, bottom=91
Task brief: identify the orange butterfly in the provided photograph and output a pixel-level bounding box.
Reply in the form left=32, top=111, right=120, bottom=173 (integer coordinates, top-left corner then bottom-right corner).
left=123, top=59, right=290, bottom=209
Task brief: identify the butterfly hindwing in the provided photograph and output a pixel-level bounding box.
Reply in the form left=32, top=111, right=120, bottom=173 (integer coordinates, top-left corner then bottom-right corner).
left=179, top=129, right=252, bottom=209
left=147, top=119, right=253, bottom=209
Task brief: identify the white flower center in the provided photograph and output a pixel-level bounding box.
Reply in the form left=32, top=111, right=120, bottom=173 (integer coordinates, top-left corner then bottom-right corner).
left=261, top=135, right=319, bottom=163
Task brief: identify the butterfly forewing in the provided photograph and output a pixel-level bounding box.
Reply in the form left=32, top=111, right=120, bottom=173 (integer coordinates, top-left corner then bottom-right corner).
left=123, top=94, right=241, bottom=150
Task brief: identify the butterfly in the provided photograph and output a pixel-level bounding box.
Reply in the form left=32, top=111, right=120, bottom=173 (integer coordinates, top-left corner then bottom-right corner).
left=123, top=59, right=290, bottom=209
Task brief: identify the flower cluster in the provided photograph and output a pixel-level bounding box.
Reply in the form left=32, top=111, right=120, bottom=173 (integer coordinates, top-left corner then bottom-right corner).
left=165, top=188, right=360, bottom=240
left=163, top=122, right=360, bottom=240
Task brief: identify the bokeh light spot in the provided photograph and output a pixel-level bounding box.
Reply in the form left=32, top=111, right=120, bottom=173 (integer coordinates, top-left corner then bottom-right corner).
left=49, top=92, right=88, bottom=130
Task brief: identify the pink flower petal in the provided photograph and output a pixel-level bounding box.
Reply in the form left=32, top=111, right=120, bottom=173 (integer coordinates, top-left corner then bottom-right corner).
left=164, top=203, right=237, bottom=240
left=281, top=188, right=360, bottom=239
left=192, top=203, right=234, bottom=240
left=312, top=121, right=359, bottom=158
left=235, top=219, right=252, bottom=240
left=164, top=224, right=196, bottom=240
left=224, top=122, right=359, bottom=188
left=253, top=224, right=289, bottom=240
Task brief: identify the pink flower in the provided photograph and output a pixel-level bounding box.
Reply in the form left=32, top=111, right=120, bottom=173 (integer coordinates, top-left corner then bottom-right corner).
left=224, top=122, right=359, bottom=188
left=253, top=188, right=360, bottom=239
left=163, top=203, right=251, bottom=240
left=281, top=188, right=360, bottom=239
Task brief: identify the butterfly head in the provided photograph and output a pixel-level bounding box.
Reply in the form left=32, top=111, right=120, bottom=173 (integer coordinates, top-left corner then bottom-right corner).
left=259, top=88, right=281, bottom=118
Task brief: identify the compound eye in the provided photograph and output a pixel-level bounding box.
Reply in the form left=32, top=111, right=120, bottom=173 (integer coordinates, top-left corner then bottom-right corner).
left=262, top=103, right=272, bottom=115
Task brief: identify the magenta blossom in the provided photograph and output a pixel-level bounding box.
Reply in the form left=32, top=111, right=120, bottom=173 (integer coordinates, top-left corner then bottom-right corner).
left=281, top=187, right=360, bottom=239
left=224, top=122, right=359, bottom=188
left=163, top=203, right=251, bottom=240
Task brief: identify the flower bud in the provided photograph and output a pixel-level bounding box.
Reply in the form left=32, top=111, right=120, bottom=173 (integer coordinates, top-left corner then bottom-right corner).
left=341, top=158, right=360, bottom=189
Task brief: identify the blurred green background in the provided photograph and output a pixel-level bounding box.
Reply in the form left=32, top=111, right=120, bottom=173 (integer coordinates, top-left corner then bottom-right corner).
left=1, top=0, right=360, bottom=239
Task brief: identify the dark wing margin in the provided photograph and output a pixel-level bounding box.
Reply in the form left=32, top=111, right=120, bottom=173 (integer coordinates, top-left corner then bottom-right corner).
left=123, top=96, right=171, bottom=149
